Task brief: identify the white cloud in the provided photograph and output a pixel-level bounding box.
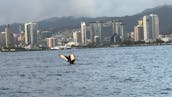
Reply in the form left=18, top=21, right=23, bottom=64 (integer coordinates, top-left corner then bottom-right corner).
left=0, top=0, right=172, bottom=24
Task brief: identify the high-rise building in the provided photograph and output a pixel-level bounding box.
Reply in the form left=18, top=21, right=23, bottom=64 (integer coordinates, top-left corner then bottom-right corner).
left=5, top=25, right=14, bottom=48
left=18, top=31, right=25, bottom=47
left=73, top=31, right=81, bottom=46
left=112, top=21, right=125, bottom=43
left=81, top=22, right=87, bottom=45
left=24, top=22, right=38, bottom=46
left=95, top=21, right=102, bottom=43
left=94, top=36, right=100, bottom=45
left=102, top=21, right=113, bottom=43
left=89, top=23, right=95, bottom=43
left=0, top=32, right=6, bottom=48
left=46, top=37, right=56, bottom=48
left=134, top=19, right=144, bottom=41
left=143, top=14, right=160, bottom=42
left=88, top=21, right=103, bottom=44
left=13, top=34, right=18, bottom=46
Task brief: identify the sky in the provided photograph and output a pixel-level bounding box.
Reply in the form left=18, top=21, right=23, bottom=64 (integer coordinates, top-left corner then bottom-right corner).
left=0, top=0, right=172, bottom=24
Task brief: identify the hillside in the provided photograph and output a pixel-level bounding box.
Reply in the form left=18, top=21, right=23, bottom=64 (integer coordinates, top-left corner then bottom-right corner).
left=0, top=5, right=172, bottom=34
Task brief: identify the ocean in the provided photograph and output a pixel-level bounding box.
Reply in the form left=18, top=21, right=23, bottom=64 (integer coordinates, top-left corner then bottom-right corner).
left=0, top=45, right=172, bottom=97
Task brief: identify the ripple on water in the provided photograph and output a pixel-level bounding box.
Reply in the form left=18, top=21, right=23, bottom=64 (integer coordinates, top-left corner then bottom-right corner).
left=0, top=46, right=172, bottom=97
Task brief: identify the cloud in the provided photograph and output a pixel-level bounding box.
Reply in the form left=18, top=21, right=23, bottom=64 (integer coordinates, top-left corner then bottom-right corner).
left=0, top=0, right=172, bottom=24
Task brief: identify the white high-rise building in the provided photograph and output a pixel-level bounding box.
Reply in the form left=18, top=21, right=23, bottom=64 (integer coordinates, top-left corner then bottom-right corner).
left=112, top=21, right=125, bottom=43
left=24, top=22, right=38, bottom=45
left=143, top=14, right=160, bottom=42
left=81, top=22, right=87, bottom=45
left=73, top=31, right=81, bottom=46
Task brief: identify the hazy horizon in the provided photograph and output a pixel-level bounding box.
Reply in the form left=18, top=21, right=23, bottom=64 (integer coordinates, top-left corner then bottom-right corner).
left=0, top=0, right=172, bottom=24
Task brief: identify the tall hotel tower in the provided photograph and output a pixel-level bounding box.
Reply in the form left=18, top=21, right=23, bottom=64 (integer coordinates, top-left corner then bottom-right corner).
left=134, top=19, right=144, bottom=41
left=73, top=31, right=81, bottom=46
left=112, top=21, right=124, bottom=43
left=143, top=14, right=160, bottom=42
left=5, top=24, right=14, bottom=48
left=24, top=22, right=38, bottom=46
left=94, top=21, right=102, bottom=43
left=81, top=22, right=87, bottom=45
left=89, top=21, right=102, bottom=44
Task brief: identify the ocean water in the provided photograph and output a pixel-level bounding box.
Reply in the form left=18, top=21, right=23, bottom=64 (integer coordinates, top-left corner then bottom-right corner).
left=0, top=45, right=172, bottom=97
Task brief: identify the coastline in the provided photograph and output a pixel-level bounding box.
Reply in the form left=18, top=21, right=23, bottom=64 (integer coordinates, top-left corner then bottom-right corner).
left=1, top=43, right=172, bottom=52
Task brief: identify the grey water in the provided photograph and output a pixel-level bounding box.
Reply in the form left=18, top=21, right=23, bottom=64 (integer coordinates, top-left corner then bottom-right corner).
left=0, top=45, right=172, bottom=97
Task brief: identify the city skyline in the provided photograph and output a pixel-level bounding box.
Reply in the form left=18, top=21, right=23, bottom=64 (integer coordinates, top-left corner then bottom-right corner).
left=0, top=13, right=172, bottom=51
left=0, top=0, right=172, bottom=24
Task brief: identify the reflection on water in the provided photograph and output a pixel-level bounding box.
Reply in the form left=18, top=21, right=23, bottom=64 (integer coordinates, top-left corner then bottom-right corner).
left=0, top=45, right=172, bottom=97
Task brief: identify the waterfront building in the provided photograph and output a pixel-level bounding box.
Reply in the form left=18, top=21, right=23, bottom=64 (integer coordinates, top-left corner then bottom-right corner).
left=0, top=32, right=6, bottom=48
left=159, top=34, right=172, bottom=42
left=129, top=32, right=135, bottom=41
left=73, top=31, right=81, bottom=46
left=37, top=30, right=42, bottom=43
left=134, top=19, right=144, bottom=41
left=143, top=14, right=160, bottom=42
left=89, top=23, right=95, bottom=43
left=5, top=25, right=14, bottom=48
left=94, top=21, right=102, bottom=43
left=81, top=22, right=87, bottom=45
left=94, top=36, right=100, bottom=45
left=102, top=21, right=113, bottom=43
left=46, top=37, right=56, bottom=48
left=112, top=20, right=125, bottom=43
left=13, top=34, right=19, bottom=46
left=18, top=31, right=25, bottom=47
left=24, top=22, right=38, bottom=46
left=88, top=21, right=103, bottom=44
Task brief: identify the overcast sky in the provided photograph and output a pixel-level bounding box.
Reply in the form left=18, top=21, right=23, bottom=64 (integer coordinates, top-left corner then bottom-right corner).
left=0, top=0, right=172, bottom=24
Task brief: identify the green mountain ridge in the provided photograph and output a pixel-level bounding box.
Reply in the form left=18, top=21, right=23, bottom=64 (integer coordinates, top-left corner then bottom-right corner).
left=0, top=5, right=172, bottom=34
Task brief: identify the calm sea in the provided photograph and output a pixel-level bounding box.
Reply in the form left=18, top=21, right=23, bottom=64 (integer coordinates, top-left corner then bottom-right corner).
left=0, top=45, right=172, bottom=97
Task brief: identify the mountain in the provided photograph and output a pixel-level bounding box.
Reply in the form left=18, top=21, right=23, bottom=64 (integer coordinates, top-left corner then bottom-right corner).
left=1, top=5, right=172, bottom=34
left=37, top=16, right=117, bottom=33
left=136, top=5, right=172, bottom=34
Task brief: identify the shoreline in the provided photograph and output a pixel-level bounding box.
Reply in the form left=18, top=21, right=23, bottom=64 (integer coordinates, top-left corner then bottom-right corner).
left=1, top=43, right=172, bottom=52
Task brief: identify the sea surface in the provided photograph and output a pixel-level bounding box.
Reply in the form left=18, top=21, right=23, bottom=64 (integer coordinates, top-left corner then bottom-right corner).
left=0, top=45, right=172, bottom=97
